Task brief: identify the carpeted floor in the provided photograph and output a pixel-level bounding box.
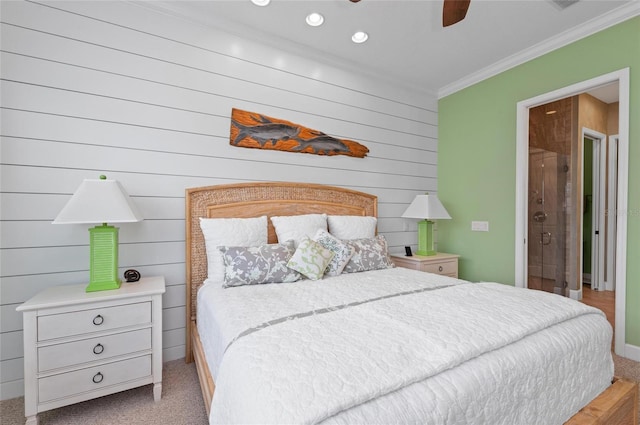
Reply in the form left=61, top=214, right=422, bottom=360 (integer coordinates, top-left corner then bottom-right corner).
left=1, top=355, right=638, bottom=425
left=614, top=352, right=640, bottom=425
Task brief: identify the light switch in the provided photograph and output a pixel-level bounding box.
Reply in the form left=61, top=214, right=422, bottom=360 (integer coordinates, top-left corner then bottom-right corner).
left=471, top=221, right=489, bottom=232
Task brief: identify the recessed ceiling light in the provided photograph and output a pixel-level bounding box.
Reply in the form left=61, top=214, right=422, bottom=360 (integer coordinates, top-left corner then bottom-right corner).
left=352, top=31, right=368, bottom=44
left=251, top=0, right=270, bottom=6
left=306, top=12, right=324, bottom=27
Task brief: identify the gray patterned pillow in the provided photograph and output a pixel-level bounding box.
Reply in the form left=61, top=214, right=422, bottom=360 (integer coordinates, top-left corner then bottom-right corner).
left=342, top=235, right=395, bottom=274
left=219, top=241, right=302, bottom=287
left=313, top=229, right=354, bottom=276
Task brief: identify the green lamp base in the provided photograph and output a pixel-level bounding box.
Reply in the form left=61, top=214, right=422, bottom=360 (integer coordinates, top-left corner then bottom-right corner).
left=86, top=280, right=121, bottom=292
left=416, top=219, right=437, bottom=256
left=87, top=224, right=121, bottom=292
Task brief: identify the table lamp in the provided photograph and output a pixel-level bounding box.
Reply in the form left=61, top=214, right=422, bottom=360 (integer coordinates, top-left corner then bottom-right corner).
left=401, top=193, right=451, bottom=256
left=53, top=175, right=143, bottom=292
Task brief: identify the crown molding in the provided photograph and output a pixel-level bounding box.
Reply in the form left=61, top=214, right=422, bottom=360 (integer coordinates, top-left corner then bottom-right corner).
left=437, top=1, right=640, bottom=99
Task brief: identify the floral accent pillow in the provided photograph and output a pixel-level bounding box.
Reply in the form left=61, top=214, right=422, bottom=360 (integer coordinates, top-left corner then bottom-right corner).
left=287, top=237, right=335, bottom=281
left=313, top=229, right=354, bottom=276
left=342, top=235, right=395, bottom=274
left=219, top=241, right=302, bottom=288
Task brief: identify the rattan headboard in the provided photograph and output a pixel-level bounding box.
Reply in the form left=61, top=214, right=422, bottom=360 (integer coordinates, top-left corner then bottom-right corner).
left=185, top=182, right=377, bottom=359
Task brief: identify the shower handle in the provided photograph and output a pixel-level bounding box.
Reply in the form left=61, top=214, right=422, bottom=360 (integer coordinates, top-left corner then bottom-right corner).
left=540, top=232, right=552, bottom=245
left=533, top=211, right=547, bottom=222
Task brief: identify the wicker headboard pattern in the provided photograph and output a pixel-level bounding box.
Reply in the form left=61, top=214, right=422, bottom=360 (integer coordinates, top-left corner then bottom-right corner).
left=185, top=182, right=378, bottom=325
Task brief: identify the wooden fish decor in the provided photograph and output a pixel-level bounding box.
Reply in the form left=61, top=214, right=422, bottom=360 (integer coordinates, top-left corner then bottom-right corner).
left=229, top=108, right=369, bottom=158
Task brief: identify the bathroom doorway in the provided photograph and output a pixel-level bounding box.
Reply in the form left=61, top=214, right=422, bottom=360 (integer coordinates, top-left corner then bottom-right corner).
left=526, top=97, right=616, bottom=299
left=515, top=68, right=629, bottom=356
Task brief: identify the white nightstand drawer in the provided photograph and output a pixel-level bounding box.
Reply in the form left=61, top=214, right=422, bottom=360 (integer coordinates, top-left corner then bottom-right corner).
left=38, top=355, right=151, bottom=403
left=38, top=328, right=151, bottom=372
left=421, top=260, right=457, bottom=276
left=38, top=302, right=151, bottom=341
left=391, top=253, right=459, bottom=278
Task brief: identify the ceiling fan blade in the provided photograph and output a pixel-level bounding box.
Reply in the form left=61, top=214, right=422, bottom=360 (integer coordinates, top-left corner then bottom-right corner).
left=349, top=0, right=361, bottom=2
left=443, top=0, right=470, bottom=27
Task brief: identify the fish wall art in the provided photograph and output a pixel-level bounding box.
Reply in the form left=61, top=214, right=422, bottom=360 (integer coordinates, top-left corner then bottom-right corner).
left=229, top=108, right=369, bottom=158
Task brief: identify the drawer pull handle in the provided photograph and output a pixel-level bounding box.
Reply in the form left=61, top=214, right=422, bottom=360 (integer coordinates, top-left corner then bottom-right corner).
left=438, top=266, right=444, bottom=272
left=93, top=315, right=104, bottom=326
left=92, top=372, right=104, bottom=384
left=93, top=343, right=104, bottom=355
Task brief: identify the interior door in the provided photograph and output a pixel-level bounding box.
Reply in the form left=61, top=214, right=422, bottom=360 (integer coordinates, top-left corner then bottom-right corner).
left=583, top=131, right=608, bottom=292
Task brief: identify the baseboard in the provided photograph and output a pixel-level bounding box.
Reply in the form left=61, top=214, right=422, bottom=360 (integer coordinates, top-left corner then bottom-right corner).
left=583, top=273, right=592, bottom=284
left=623, top=343, right=640, bottom=362
left=569, top=288, right=582, bottom=300
left=0, top=379, right=23, bottom=401
left=163, top=345, right=185, bottom=362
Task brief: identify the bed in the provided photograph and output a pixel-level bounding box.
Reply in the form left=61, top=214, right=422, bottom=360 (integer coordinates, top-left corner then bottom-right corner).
left=185, top=181, right=638, bottom=424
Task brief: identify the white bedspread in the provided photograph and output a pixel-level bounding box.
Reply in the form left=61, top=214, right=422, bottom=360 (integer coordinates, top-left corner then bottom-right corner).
left=198, top=268, right=613, bottom=425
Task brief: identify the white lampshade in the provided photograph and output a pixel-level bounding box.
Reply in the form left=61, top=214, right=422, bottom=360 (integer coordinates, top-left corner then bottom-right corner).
left=53, top=177, right=143, bottom=224
left=401, top=194, right=451, bottom=220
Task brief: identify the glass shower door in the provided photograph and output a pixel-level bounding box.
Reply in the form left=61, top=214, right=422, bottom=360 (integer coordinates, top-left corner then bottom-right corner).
left=528, top=148, right=569, bottom=295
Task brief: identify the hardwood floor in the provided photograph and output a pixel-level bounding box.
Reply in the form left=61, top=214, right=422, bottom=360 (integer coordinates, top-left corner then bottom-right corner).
left=580, top=284, right=615, bottom=329
left=580, top=285, right=616, bottom=350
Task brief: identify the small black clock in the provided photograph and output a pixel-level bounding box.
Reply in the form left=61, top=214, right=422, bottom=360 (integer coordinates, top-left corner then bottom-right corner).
left=124, top=269, right=141, bottom=283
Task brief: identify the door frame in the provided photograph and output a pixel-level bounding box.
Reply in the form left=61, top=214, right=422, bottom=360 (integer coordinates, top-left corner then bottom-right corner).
left=514, top=68, right=629, bottom=356
left=605, top=135, right=619, bottom=292
left=581, top=129, right=607, bottom=293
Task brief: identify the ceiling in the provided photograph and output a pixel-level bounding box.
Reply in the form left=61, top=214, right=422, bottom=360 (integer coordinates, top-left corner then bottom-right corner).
left=149, top=0, right=635, bottom=98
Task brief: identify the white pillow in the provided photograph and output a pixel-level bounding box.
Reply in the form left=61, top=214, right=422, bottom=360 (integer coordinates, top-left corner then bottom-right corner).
left=328, top=215, right=377, bottom=240
left=270, top=214, right=327, bottom=248
left=199, top=216, right=268, bottom=282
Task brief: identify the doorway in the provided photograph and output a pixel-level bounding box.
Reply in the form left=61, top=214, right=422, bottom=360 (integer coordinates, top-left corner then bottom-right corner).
left=525, top=103, right=612, bottom=300
left=515, top=68, right=630, bottom=357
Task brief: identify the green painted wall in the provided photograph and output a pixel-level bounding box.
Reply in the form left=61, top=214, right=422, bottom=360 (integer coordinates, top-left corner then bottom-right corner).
left=438, top=17, right=640, bottom=346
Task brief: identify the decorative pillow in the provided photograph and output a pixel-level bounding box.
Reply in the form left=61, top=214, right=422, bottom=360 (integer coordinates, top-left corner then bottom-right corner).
left=342, top=235, right=395, bottom=274
left=219, top=241, right=302, bottom=288
left=199, top=216, right=268, bottom=282
left=328, top=215, right=377, bottom=240
left=270, top=214, right=328, bottom=248
left=287, top=237, right=335, bottom=281
left=313, top=229, right=354, bottom=276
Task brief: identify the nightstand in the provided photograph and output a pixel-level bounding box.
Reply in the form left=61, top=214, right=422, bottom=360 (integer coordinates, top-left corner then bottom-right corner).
left=391, top=253, right=460, bottom=278
left=17, top=276, right=166, bottom=425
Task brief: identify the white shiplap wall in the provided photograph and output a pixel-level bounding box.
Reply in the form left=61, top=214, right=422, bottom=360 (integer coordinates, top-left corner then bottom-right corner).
left=0, top=0, right=438, bottom=399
